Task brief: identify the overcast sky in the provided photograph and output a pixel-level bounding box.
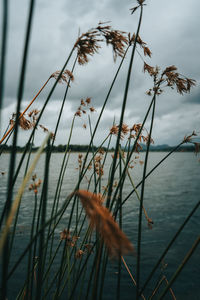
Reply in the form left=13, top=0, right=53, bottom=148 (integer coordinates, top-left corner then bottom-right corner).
left=1, top=0, right=200, bottom=146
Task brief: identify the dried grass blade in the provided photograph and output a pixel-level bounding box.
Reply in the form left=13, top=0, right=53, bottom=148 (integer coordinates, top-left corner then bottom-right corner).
left=121, top=256, right=146, bottom=300
left=0, top=134, right=50, bottom=256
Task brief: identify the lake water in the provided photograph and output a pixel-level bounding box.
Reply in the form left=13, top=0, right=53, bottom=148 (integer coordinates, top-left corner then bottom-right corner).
left=0, top=152, right=200, bottom=299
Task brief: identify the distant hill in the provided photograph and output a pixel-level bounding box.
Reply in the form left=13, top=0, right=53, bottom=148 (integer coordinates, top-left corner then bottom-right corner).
left=139, top=143, right=195, bottom=152
left=0, top=143, right=195, bottom=153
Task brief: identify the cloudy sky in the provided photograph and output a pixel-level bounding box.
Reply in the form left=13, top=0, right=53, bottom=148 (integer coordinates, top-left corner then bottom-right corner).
left=1, top=0, right=200, bottom=146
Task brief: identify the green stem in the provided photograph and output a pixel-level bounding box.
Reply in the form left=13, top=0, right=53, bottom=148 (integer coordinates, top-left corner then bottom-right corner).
left=35, top=138, right=50, bottom=299
left=116, top=151, right=122, bottom=300
left=80, top=46, right=130, bottom=178
left=120, top=142, right=183, bottom=208
left=1, top=1, right=35, bottom=298
left=12, top=46, right=75, bottom=189
left=0, top=0, right=8, bottom=125
left=158, top=236, right=200, bottom=300
left=136, top=96, right=156, bottom=299
left=106, top=5, right=144, bottom=208
left=139, top=199, right=200, bottom=296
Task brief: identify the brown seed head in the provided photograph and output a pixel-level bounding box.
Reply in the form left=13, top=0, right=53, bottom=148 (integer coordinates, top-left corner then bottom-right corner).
left=143, top=62, right=155, bottom=76
left=75, top=249, right=84, bottom=259
left=130, top=1, right=146, bottom=14
left=121, top=123, right=129, bottom=135
left=81, top=99, right=86, bottom=106
left=75, top=190, right=134, bottom=258
left=143, top=46, right=152, bottom=57
left=60, top=229, right=71, bottom=241
left=29, top=177, right=42, bottom=194
left=84, top=244, right=93, bottom=253
left=98, top=148, right=105, bottom=155
left=74, top=30, right=102, bottom=65
left=28, top=109, right=40, bottom=118
left=50, top=69, right=74, bottom=85
left=17, top=114, right=33, bottom=130
left=86, top=97, right=91, bottom=104
left=110, top=125, right=118, bottom=136
left=96, top=22, right=128, bottom=61
left=39, top=124, right=49, bottom=132
left=75, top=110, right=82, bottom=117
left=89, top=106, right=96, bottom=112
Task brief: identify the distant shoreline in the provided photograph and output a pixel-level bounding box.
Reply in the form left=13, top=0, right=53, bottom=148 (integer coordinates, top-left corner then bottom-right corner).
left=0, top=144, right=195, bottom=153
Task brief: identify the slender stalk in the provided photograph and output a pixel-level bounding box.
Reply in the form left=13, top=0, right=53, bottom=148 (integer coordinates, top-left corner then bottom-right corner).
left=53, top=240, right=68, bottom=299
left=120, top=142, right=183, bottom=208
left=91, top=239, right=103, bottom=300
left=58, top=224, right=93, bottom=299
left=8, top=133, right=36, bottom=262
left=148, top=275, right=164, bottom=300
left=139, top=199, right=200, bottom=296
left=149, top=275, right=177, bottom=300
left=98, top=250, right=109, bottom=300
left=0, top=0, right=8, bottom=127
left=158, top=236, right=200, bottom=300
left=116, top=152, right=122, bottom=300
left=7, top=191, right=74, bottom=280
left=136, top=96, right=156, bottom=299
left=11, top=46, right=75, bottom=189
left=110, top=94, right=156, bottom=213
left=1, top=1, right=36, bottom=298
left=25, top=192, right=38, bottom=300
left=80, top=46, right=130, bottom=176
left=0, top=77, right=51, bottom=145
left=116, top=147, right=151, bottom=223
left=44, top=83, right=77, bottom=268
left=0, top=140, right=50, bottom=257
left=35, top=138, right=51, bottom=299
left=68, top=243, right=97, bottom=300
left=51, top=56, right=77, bottom=148
left=42, top=240, right=62, bottom=284
left=106, top=5, right=144, bottom=208
left=88, top=115, right=97, bottom=192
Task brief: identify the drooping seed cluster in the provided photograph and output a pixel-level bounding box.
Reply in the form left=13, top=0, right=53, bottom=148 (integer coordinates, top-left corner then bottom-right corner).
left=144, top=64, right=196, bottom=96
left=50, top=69, right=74, bottom=86
left=28, top=174, right=42, bottom=194
left=109, top=123, right=154, bottom=153
left=74, top=22, right=129, bottom=64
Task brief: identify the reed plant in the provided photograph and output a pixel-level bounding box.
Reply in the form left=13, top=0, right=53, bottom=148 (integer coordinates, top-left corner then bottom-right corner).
left=0, top=1, right=199, bottom=299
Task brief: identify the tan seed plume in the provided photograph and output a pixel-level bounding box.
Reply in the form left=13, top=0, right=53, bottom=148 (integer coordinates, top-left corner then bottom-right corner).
left=75, top=190, right=134, bottom=258
left=50, top=69, right=74, bottom=85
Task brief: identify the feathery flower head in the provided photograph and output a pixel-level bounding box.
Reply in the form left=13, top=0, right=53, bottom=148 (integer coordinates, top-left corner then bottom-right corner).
left=110, top=125, right=119, bottom=136
left=75, top=22, right=128, bottom=64
left=10, top=112, right=33, bottom=130
left=97, top=22, right=128, bottom=62
left=81, top=99, right=85, bottom=106
left=75, top=190, right=134, bottom=258
left=60, top=229, right=71, bottom=241
left=121, top=123, right=129, bottom=135
left=75, top=249, right=84, bottom=259
left=29, top=175, right=42, bottom=194
left=89, top=106, right=96, bottom=112
left=50, top=69, right=74, bottom=85
left=74, top=30, right=102, bottom=65
left=130, top=0, right=146, bottom=14
left=183, top=131, right=200, bottom=154
left=86, top=97, right=91, bottom=104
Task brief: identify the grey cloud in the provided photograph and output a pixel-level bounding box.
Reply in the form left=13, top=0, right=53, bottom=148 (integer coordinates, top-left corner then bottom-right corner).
left=184, top=90, right=200, bottom=104
left=1, top=0, right=199, bottom=146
